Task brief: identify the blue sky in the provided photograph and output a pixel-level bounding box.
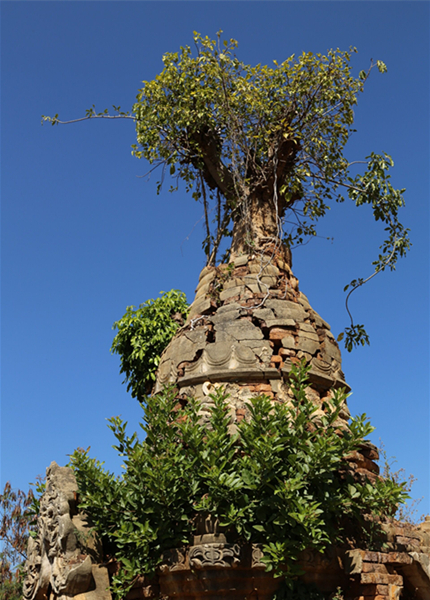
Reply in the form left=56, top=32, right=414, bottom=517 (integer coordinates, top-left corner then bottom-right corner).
left=1, top=1, right=429, bottom=517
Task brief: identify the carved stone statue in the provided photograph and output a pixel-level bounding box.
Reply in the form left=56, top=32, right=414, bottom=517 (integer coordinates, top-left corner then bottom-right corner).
left=23, top=462, right=111, bottom=600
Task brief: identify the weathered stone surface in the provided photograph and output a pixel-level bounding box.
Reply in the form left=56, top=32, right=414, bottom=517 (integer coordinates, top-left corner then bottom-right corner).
left=297, top=292, right=311, bottom=309
left=198, top=266, right=215, bottom=281
left=188, top=297, right=212, bottom=319
left=248, top=264, right=280, bottom=277
left=196, top=270, right=217, bottom=290
left=310, top=309, right=331, bottom=330
left=169, top=335, right=205, bottom=368
left=215, top=320, right=264, bottom=341
left=296, top=335, right=319, bottom=355
left=276, top=258, right=292, bottom=273
left=210, top=307, right=241, bottom=324
left=299, top=323, right=317, bottom=334
left=265, top=318, right=296, bottom=328
left=252, top=307, right=275, bottom=321
left=216, top=302, right=242, bottom=314
left=219, top=285, right=246, bottom=301
left=232, top=255, right=249, bottom=267
left=23, top=463, right=110, bottom=600
left=240, top=339, right=272, bottom=363
left=321, top=338, right=342, bottom=362
left=223, top=277, right=245, bottom=290
left=184, top=329, right=208, bottom=345
left=243, top=273, right=277, bottom=287
left=266, top=299, right=306, bottom=321
left=194, top=281, right=212, bottom=299
left=281, top=334, right=296, bottom=349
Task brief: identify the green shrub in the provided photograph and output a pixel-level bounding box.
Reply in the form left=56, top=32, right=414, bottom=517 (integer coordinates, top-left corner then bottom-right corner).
left=70, top=363, right=408, bottom=597
left=111, top=290, right=189, bottom=399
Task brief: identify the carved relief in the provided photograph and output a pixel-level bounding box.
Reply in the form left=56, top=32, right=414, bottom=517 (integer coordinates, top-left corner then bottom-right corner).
left=189, top=543, right=241, bottom=569
left=159, top=547, right=187, bottom=573
left=23, top=462, right=97, bottom=600
left=251, top=544, right=266, bottom=569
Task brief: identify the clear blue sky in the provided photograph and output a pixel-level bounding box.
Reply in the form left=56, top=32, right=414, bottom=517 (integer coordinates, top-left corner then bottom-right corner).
left=2, top=1, right=429, bottom=517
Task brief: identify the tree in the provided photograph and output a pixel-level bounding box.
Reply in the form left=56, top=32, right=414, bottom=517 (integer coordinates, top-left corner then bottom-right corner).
left=0, top=483, right=37, bottom=600
left=42, top=31, right=410, bottom=349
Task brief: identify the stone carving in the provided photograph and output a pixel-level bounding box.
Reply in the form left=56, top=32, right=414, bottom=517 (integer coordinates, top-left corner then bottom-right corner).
left=23, top=462, right=110, bottom=600
left=159, top=547, right=188, bottom=573
left=188, top=543, right=241, bottom=569
left=251, top=544, right=266, bottom=569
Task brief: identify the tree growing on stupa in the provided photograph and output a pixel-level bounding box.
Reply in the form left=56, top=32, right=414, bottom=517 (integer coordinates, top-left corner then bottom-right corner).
left=43, top=32, right=409, bottom=353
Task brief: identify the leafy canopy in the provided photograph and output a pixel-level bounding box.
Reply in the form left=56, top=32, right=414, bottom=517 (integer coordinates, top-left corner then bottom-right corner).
left=42, top=32, right=410, bottom=348
left=70, top=363, right=408, bottom=597
left=111, top=290, right=188, bottom=400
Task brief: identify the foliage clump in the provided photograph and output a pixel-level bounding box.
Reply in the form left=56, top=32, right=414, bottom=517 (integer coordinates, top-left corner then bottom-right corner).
left=111, top=290, right=189, bottom=399
left=70, top=363, right=408, bottom=596
left=42, top=32, right=410, bottom=349
left=0, top=481, right=43, bottom=600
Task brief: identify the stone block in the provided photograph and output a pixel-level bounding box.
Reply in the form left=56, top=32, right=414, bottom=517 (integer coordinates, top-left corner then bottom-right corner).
left=210, top=308, right=241, bottom=324
left=300, top=332, right=320, bottom=343
left=245, top=282, right=269, bottom=294
left=168, top=335, right=203, bottom=368
left=260, top=276, right=278, bottom=287
left=189, top=298, right=212, bottom=319
left=241, top=340, right=272, bottom=363
left=253, top=308, right=275, bottom=321
left=297, top=293, right=311, bottom=309
left=217, top=302, right=242, bottom=314
left=184, top=329, right=207, bottom=345
left=311, top=310, right=331, bottom=330
left=266, top=299, right=306, bottom=322
left=321, top=339, right=341, bottom=362
left=265, top=318, right=296, bottom=328
left=249, top=263, right=280, bottom=276
left=223, top=277, right=244, bottom=290
left=72, top=565, right=112, bottom=600
left=215, top=320, right=264, bottom=341
left=232, top=255, right=248, bottom=267
left=296, top=335, right=319, bottom=355
left=219, top=286, right=246, bottom=301
left=199, top=266, right=215, bottom=281
left=299, top=323, right=316, bottom=334
left=194, top=281, right=212, bottom=300
left=196, top=269, right=217, bottom=290
left=281, top=335, right=296, bottom=349
left=276, top=259, right=292, bottom=273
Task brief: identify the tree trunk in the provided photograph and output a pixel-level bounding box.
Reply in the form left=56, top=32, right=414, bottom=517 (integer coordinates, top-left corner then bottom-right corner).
left=230, top=191, right=284, bottom=258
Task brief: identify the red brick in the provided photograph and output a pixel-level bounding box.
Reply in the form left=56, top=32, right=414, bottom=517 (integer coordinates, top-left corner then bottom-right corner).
left=269, top=327, right=292, bottom=340
left=270, top=355, right=283, bottom=366
left=254, top=383, right=272, bottom=393
left=361, top=574, right=403, bottom=586
left=361, top=551, right=382, bottom=563
left=362, top=563, right=388, bottom=574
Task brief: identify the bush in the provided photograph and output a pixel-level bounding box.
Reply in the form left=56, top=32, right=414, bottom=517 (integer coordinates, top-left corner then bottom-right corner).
left=70, top=363, right=408, bottom=596
left=111, top=290, right=189, bottom=399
